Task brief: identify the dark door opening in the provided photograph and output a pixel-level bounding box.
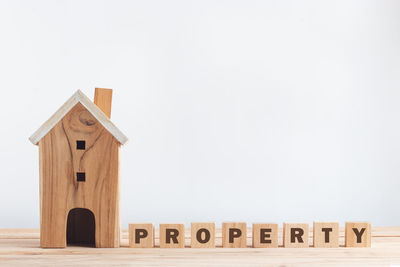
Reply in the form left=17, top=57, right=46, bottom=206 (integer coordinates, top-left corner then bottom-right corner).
left=66, top=208, right=95, bottom=247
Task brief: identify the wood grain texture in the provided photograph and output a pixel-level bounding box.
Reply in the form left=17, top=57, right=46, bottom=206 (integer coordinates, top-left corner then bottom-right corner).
left=39, top=103, right=120, bottom=248
left=94, top=88, right=113, bottom=118
left=252, top=223, right=278, bottom=248
left=129, top=223, right=154, bottom=248
left=313, top=222, right=339, bottom=248
left=191, top=222, right=215, bottom=248
left=0, top=228, right=399, bottom=266
left=283, top=223, right=309, bottom=248
left=345, top=222, right=371, bottom=247
left=222, top=222, right=247, bottom=248
left=30, top=90, right=128, bottom=145
left=159, top=224, right=185, bottom=248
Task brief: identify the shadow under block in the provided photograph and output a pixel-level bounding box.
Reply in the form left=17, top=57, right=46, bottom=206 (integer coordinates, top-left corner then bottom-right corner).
left=313, top=222, right=339, bottom=248
left=159, top=224, right=185, bottom=248
left=191, top=222, right=215, bottom=248
left=252, top=223, right=278, bottom=248
left=345, top=222, right=371, bottom=247
left=283, top=223, right=310, bottom=248
left=222, top=222, right=247, bottom=248
left=129, top=223, right=154, bottom=248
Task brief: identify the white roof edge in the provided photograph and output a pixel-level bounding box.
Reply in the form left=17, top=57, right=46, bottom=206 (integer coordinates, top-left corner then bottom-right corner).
left=29, top=90, right=129, bottom=145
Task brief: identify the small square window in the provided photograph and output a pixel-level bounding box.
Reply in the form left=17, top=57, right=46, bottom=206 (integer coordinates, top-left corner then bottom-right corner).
left=76, top=140, right=86, bottom=150
left=77, top=172, right=86, bottom=182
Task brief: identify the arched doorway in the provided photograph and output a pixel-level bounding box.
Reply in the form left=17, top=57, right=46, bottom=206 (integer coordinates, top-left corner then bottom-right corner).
left=66, top=208, right=95, bottom=247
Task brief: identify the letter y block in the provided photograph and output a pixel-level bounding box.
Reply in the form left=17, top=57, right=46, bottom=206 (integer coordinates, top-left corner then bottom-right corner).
left=345, top=222, right=371, bottom=247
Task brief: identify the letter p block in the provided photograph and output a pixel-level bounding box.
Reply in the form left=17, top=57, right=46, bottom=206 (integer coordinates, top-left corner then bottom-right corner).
left=222, top=222, right=247, bottom=248
left=129, top=223, right=154, bottom=248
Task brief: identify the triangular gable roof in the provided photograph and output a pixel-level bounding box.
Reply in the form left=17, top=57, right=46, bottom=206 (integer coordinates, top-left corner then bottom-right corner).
left=29, top=90, right=128, bottom=145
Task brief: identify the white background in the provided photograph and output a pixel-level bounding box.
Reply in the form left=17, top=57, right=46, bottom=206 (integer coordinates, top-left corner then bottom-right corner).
left=0, top=0, right=400, bottom=228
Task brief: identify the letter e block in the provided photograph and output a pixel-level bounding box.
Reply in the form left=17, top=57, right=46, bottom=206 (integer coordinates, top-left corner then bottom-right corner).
left=159, top=224, right=185, bottom=248
left=129, top=223, right=154, bottom=248
left=283, top=223, right=309, bottom=248
left=252, top=223, right=278, bottom=248
left=313, top=222, right=339, bottom=248
left=345, top=222, right=371, bottom=247
left=222, top=222, right=247, bottom=248
left=191, top=222, right=215, bottom=248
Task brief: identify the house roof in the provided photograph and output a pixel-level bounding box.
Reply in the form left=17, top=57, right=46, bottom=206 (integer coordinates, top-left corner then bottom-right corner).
left=29, top=90, right=129, bottom=145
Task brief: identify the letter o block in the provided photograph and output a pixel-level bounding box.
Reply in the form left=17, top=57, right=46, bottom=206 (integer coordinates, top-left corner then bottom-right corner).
left=191, top=222, right=215, bottom=248
left=345, top=222, right=371, bottom=247
left=222, top=222, right=247, bottom=248
left=159, top=224, right=185, bottom=248
left=283, top=223, right=309, bottom=248
left=252, top=223, right=278, bottom=248
left=129, top=223, right=154, bottom=248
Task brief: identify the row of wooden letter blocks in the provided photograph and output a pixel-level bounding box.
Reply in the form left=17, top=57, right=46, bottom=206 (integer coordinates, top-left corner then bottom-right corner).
left=129, top=222, right=371, bottom=248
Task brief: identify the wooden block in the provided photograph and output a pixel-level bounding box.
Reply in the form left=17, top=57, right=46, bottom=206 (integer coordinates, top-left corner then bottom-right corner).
left=345, top=222, right=371, bottom=247
left=159, top=224, right=185, bottom=248
left=191, top=222, right=215, bottom=248
left=283, top=223, right=309, bottom=248
left=313, top=222, right=339, bottom=248
left=252, top=223, right=278, bottom=248
left=222, top=222, right=247, bottom=248
left=129, top=223, right=154, bottom=248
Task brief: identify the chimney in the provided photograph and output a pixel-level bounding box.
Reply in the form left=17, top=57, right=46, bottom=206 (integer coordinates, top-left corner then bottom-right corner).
left=94, top=88, right=113, bottom=118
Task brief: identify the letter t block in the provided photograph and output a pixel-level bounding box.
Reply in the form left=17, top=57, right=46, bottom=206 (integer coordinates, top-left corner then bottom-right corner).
left=313, top=222, right=339, bottom=248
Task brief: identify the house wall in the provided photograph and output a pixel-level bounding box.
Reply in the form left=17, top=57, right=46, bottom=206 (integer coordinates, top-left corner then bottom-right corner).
left=39, top=103, right=120, bottom=248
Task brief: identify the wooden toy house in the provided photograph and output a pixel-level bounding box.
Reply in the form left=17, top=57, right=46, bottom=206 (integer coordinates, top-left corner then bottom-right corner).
left=29, top=88, right=128, bottom=248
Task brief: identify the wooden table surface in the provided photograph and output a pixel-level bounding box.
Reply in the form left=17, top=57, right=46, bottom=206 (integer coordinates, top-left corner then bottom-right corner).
left=0, top=227, right=400, bottom=266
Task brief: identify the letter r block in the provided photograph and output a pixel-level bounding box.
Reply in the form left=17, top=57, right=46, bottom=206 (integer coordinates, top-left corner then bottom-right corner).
left=159, top=223, right=185, bottom=248
left=222, top=222, right=247, bottom=248
left=252, top=223, right=278, bottom=248
left=345, top=222, right=371, bottom=247
left=129, top=223, right=154, bottom=248
left=283, top=223, right=310, bottom=248
left=191, top=222, right=215, bottom=248
left=313, top=222, right=339, bottom=248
